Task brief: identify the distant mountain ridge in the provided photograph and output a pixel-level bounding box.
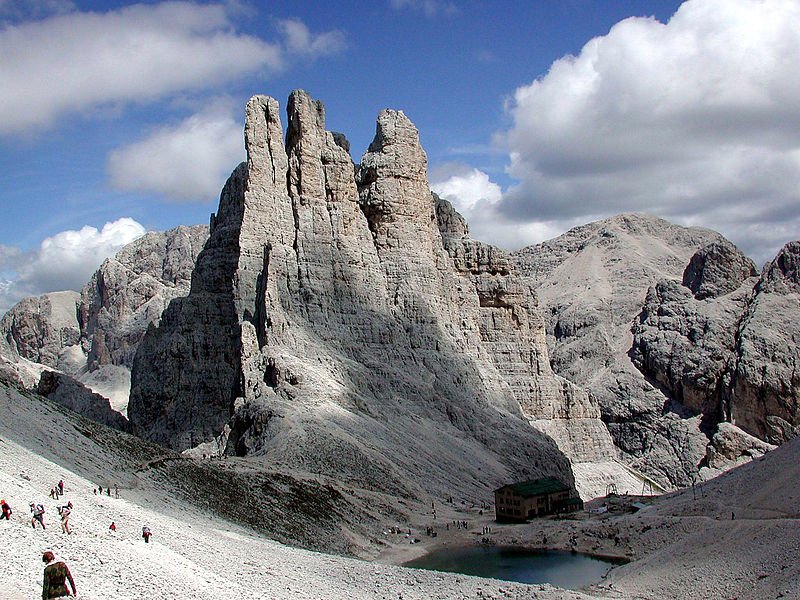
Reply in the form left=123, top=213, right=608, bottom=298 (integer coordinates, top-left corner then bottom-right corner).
left=0, top=225, right=208, bottom=413
left=2, top=94, right=798, bottom=500
left=512, top=215, right=798, bottom=486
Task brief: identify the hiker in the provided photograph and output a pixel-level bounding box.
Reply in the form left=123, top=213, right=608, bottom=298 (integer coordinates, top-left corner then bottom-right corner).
left=49, top=489, right=56, bottom=500
left=114, top=484, right=119, bottom=498
left=142, top=525, right=152, bottom=543
left=58, top=480, right=64, bottom=495
left=41, top=551, right=76, bottom=599
left=0, top=499, right=11, bottom=520
left=109, top=522, right=116, bottom=531
left=106, top=487, right=111, bottom=497
left=30, top=503, right=46, bottom=529
left=58, top=502, right=72, bottom=534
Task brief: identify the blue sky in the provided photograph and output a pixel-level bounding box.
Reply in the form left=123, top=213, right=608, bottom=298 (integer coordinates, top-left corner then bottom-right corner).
left=2, top=0, right=799, bottom=312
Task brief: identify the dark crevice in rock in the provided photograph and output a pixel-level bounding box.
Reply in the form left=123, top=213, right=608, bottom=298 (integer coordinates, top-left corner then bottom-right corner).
left=254, top=244, right=271, bottom=349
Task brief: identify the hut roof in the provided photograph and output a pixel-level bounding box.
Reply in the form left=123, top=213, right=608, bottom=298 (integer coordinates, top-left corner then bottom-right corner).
left=496, top=477, right=569, bottom=498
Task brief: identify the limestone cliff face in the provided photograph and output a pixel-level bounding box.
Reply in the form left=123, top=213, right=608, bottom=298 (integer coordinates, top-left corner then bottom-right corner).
left=728, top=242, right=800, bottom=443
left=1, top=291, right=82, bottom=372
left=631, top=240, right=758, bottom=421
left=129, top=91, right=586, bottom=501
left=79, top=225, right=208, bottom=371
left=630, top=239, right=799, bottom=473
left=512, top=215, right=726, bottom=487
left=435, top=196, right=628, bottom=499
left=0, top=226, right=207, bottom=415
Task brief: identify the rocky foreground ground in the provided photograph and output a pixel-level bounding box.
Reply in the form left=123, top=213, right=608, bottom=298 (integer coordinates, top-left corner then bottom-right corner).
left=1, top=382, right=798, bottom=599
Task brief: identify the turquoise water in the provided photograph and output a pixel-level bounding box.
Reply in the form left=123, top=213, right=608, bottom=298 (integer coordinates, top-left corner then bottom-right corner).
left=404, top=546, right=623, bottom=589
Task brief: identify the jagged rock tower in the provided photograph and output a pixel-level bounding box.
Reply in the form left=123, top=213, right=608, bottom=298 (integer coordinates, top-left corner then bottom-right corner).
left=129, top=91, right=612, bottom=500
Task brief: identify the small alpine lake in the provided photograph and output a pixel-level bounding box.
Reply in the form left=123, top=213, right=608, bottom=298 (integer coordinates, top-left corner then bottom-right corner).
left=403, top=546, right=626, bottom=589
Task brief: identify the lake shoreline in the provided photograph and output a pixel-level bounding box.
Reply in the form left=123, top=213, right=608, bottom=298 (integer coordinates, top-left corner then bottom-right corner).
left=402, top=545, right=622, bottom=589
left=373, top=494, right=645, bottom=569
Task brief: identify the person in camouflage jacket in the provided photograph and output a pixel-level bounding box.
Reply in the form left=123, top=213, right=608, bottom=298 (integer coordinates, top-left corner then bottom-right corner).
left=41, top=551, right=76, bottom=599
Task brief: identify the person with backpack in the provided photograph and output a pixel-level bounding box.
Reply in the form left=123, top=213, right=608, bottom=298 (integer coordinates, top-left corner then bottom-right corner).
left=30, top=503, right=45, bottom=529
left=41, top=551, right=76, bottom=599
left=0, top=499, right=11, bottom=520
left=142, top=525, right=152, bottom=543
left=58, top=502, right=72, bottom=534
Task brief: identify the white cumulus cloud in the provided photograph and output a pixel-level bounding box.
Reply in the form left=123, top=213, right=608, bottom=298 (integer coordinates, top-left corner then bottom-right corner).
left=429, top=164, right=569, bottom=249
left=0, top=2, right=343, bottom=135
left=277, top=18, right=346, bottom=58
left=107, top=102, right=245, bottom=201
left=497, top=0, right=800, bottom=264
left=431, top=164, right=502, bottom=213
left=0, top=218, right=146, bottom=314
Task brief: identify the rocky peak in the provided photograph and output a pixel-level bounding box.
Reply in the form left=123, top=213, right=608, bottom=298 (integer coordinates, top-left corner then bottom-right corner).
left=633, top=236, right=800, bottom=453
left=682, top=240, right=758, bottom=299
left=80, top=225, right=208, bottom=371
left=434, top=193, right=469, bottom=241
left=244, top=95, right=288, bottom=193
left=758, top=240, right=800, bottom=293
left=1, top=291, right=81, bottom=370
left=0, top=225, right=208, bottom=418
left=287, top=89, right=329, bottom=201
left=512, top=214, right=727, bottom=487
left=358, top=109, right=431, bottom=225
left=129, top=91, right=609, bottom=502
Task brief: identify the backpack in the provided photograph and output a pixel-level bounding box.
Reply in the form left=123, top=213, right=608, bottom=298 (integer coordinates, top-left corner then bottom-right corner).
left=36, top=504, right=44, bottom=514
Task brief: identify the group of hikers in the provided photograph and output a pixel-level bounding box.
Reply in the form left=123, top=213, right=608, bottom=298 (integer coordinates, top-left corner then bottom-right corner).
left=27, top=499, right=72, bottom=535
left=1, top=478, right=155, bottom=598
left=29, top=500, right=72, bottom=534
left=93, top=483, right=119, bottom=498
left=48, top=479, right=65, bottom=500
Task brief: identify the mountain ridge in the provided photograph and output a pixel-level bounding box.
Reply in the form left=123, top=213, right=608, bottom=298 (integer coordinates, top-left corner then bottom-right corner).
left=2, top=94, right=798, bottom=502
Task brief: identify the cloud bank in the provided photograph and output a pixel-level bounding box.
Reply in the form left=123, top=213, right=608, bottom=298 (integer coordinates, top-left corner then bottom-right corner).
left=476, top=0, right=800, bottom=264
left=108, top=102, right=245, bottom=201
left=430, top=164, right=573, bottom=251
left=0, top=2, right=344, bottom=135
left=0, top=218, right=146, bottom=314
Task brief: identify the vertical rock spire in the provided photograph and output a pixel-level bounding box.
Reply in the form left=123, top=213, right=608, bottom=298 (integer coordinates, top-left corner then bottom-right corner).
left=130, top=90, right=589, bottom=502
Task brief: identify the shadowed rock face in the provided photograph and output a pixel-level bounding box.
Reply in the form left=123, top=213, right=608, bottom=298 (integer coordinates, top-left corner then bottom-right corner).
left=512, top=215, right=729, bottom=487
left=129, top=91, right=590, bottom=501
left=631, top=239, right=799, bottom=463
left=36, top=370, right=131, bottom=433
left=514, top=219, right=799, bottom=487
left=682, top=240, right=757, bottom=300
